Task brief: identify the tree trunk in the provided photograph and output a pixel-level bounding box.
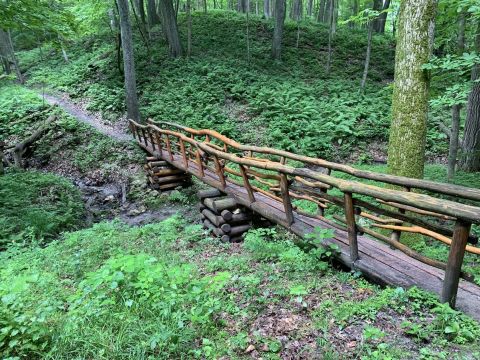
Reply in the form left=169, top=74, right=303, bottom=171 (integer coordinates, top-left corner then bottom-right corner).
left=317, top=0, right=326, bottom=22
left=238, top=0, right=247, bottom=12
left=387, top=0, right=437, bottom=179
left=187, top=0, right=192, bottom=56
left=448, top=11, right=466, bottom=180
left=459, top=23, right=480, bottom=172
left=147, top=0, right=160, bottom=26
left=0, top=30, right=11, bottom=75
left=158, top=0, right=183, bottom=57
left=264, top=0, right=270, bottom=18
left=291, top=0, right=302, bottom=21
left=325, top=0, right=334, bottom=74
left=117, top=0, right=141, bottom=122
left=138, top=0, right=147, bottom=24
left=372, top=0, right=383, bottom=32
left=6, top=30, right=24, bottom=84
left=203, top=0, right=207, bottom=13
left=271, top=0, right=286, bottom=60
left=377, top=0, right=391, bottom=33
left=360, top=21, right=373, bottom=91
left=307, top=0, right=313, bottom=17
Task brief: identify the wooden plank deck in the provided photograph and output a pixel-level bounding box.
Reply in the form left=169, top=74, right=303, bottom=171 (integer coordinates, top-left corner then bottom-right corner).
left=139, top=142, right=480, bottom=321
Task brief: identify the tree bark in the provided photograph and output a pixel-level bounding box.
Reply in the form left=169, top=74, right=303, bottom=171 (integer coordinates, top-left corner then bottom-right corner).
left=137, top=0, right=147, bottom=24
left=307, top=0, right=313, bottom=17
left=291, top=0, right=302, bottom=21
left=387, top=0, right=437, bottom=179
left=325, top=0, right=334, bottom=74
left=271, top=0, right=286, bottom=60
left=0, top=30, right=11, bottom=75
left=317, top=0, right=326, bottom=22
left=264, top=0, right=271, bottom=18
left=459, top=23, right=480, bottom=172
left=117, top=0, right=141, bottom=122
left=360, top=21, right=373, bottom=91
left=187, top=0, right=192, bottom=56
left=158, top=0, right=183, bottom=57
left=448, top=11, right=466, bottom=180
left=238, top=0, right=247, bottom=12
left=1, top=29, right=23, bottom=83
left=147, top=0, right=160, bottom=26
left=376, top=0, right=391, bottom=33
left=372, top=0, right=383, bottom=32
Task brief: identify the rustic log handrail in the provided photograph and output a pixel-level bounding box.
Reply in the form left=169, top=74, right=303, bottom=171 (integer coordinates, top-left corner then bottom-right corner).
left=130, top=119, right=480, bottom=310
left=148, top=119, right=480, bottom=203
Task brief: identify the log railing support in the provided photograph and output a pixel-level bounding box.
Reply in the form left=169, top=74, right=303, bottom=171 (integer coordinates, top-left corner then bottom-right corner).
left=239, top=165, right=255, bottom=203
left=441, top=219, right=472, bottom=308
left=213, top=155, right=226, bottom=189
left=179, top=138, right=188, bottom=168
left=390, top=186, right=410, bottom=244
left=165, top=135, right=173, bottom=161
left=280, top=173, right=294, bottom=226
left=155, top=132, right=162, bottom=153
left=344, top=192, right=359, bottom=263
left=149, top=130, right=156, bottom=151
left=141, top=128, right=148, bottom=145
left=196, top=149, right=205, bottom=177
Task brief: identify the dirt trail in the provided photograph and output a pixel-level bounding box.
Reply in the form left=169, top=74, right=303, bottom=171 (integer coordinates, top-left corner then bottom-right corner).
left=38, top=92, right=132, bottom=142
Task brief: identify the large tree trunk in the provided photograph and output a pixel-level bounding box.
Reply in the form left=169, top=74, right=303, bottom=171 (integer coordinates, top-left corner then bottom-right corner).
left=238, top=0, right=248, bottom=12
left=0, top=29, right=23, bottom=83
left=158, top=0, right=183, bottom=57
left=271, top=0, right=286, bottom=60
left=117, top=0, right=141, bottom=122
left=459, top=23, right=480, bottom=172
left=147, top=0, right=160, bottom=26
left=387, top=0, right=437, bottom=179
left=360, top=21, right=373, bottom=91
left=448, top=11, right=466, bottom=180
left=376, top=0, right=391, bottom=33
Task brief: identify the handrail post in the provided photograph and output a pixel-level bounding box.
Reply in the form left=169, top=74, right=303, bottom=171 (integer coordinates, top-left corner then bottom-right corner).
left=239, top=165, right=255, bottom=203
left=179, top=138, right=188, bottom=168
left=280, top=173, right=294, bottom=226
left=213, top=155, right=226, bottom=189
left=165, top=134, right=174, bottom=161
left=141, top=128, right=148, bottom=145
left=441, top=219, right=471, bottom=308
left=148, top=128, right=156, bottom=151
left=196, top=149, right=204, bottom=177
left=344, top=192, right=359, bottom=263
left=155, top=132, right=162, bottom=154
left=390, top=186, right=410, bottom=244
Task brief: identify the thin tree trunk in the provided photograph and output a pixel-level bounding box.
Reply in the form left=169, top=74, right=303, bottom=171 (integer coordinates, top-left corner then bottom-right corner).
left=138, top=0, right=147, bottom=25
left=377, top=0, right=391, bottom=34
left=459, top=23, right=480, bottom=172
left=325, top=0, right=334, bottom=74
left=264, top=0, right=270, bottom=18
left=448, top=11, right=466, bottom=180
left=307, top=0, right=313, bottom=17
left=271, top=0, right=286, bottom=60
left=187, top=0, right=192, bottom=56
left=0, top=30, right=11, bottom=75
left=387, top=0, right=437, bottom=179
left=317, top=0, right=326, bottom=22
left=372, top=0, right=383, bottom=32
left=147, top=0, right=160, bottom=26
left=360, top=21, right=373, bottom=91
left=203, top=0, right=207, bottom=13
left=6, top=30, right=23, bottom=84
left=116, top=0, right=141, bottom=122
left=158, top=0, right=183, bottom=57
left=246, top=0, right=251, bottom=63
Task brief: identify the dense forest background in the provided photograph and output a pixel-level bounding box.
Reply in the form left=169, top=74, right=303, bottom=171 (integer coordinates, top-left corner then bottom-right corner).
left=1, top=0, right=480, bottom=359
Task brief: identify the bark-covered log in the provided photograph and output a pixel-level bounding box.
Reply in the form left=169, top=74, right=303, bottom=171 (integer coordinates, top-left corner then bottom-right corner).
left=203, top=197, right=238, bottom=213
left=13, top=115, right=56, bottom=167
left=197, top=188, right=223, bottom=200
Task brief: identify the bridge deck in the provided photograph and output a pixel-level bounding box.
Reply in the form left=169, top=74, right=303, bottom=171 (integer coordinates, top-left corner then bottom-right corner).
left=140, top=143, right=480, bottom=321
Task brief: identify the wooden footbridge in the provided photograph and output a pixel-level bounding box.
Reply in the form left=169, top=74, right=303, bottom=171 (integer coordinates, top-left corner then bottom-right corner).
left=129, top=119, right=480, bottom=320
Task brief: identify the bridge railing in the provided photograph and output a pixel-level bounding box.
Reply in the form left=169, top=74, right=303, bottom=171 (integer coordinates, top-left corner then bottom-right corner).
left=130, top=119, right=480, bottom=308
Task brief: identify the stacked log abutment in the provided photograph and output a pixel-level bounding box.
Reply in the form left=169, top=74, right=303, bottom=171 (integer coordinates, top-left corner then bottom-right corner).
left=144, top=156, right=191, bottom=191
left=198, top=188, right=257, bottom=243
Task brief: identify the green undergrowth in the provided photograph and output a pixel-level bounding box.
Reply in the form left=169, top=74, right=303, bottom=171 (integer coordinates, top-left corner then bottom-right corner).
left=17, top=11, right=400, bottom=161
left=1, top=216, right=480, bottom=358
left=0, top=170, right=84, bottom=248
